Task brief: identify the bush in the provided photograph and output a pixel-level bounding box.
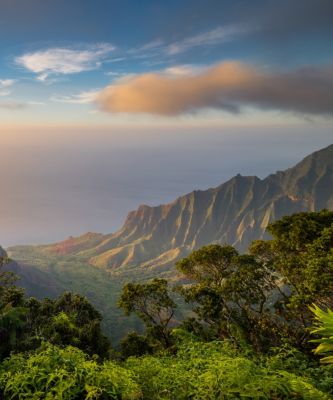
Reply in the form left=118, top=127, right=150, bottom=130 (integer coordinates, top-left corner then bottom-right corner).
left=125, top=340, right=331, bottom=399
left=0, top=343, right=141, bottom=399
left=264, top=342, right=333, bottom=395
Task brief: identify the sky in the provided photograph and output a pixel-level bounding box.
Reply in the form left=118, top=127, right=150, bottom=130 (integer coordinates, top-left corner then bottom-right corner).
left=0, top=0, right=333, bottom=246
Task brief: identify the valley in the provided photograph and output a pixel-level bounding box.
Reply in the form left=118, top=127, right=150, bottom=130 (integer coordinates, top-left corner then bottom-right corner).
left=6, top=143, right=333, bottom=343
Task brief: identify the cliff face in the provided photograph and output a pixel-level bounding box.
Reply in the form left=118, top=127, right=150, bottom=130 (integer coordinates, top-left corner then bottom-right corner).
left=4, top=145, right=333, bottom=345
left=36, top=144, right=333, bottom=271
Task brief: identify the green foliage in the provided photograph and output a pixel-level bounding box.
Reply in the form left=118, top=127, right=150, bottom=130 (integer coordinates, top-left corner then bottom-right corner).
left=22, top=292, right=111, bottom=358
left=267, top=211, right=333, bottom=252
left=120, top=332, right=153, bottom=359
left=119, top=279, right=176, bottom=348
left=250, top=210, right=333, bottom=348
left=0, top=255, right=27, bottom=360
left=0, top=249, right=111, bottom=359
left=7, top=244, right=143, bottom=345
left=263, top=210, right=333, bottom=311
left=176, top=211, right=333, bottom=350
left=2, top=210, right=333, bottom=398
left=310, top=305, right=333, bottom=364
left=264, top=342, right=333, bottom=395
left=0, top=343, right=141, bottom=400
left=125, top=340, right=331, bottom=399
left=0, top=303, right=27, bottom=360
left=176, top=244, right=281, bottom=350
left=176, top=244, right=238, bottom=286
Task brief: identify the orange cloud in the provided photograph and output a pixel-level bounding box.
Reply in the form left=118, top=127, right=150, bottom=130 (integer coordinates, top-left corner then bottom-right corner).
left=96, top=62, right=333, bottom=116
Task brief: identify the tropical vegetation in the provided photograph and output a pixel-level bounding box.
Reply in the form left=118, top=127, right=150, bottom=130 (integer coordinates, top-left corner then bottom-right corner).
left=0, top=210, right=333, bottom=399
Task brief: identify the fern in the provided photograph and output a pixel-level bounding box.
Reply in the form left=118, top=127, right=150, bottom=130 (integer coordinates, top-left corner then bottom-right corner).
left=0, top=344, right=141, bottom=399
left=310, top=304, right=333, bottom=364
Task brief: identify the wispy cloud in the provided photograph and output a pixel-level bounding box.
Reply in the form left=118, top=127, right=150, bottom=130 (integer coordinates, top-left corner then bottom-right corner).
left=27, top=101, right=45, bottom=106
left=0, top=102, right=27, bottom=110
left=0, top=90, right=11, bottom=97
left=119, top=25, right=250, bottom=65
left=163, top=65, right=203, bottom=76
left=51, top=90, right=99, bottom=104
left=0, top=79, right=16, bottom=96
left=0, top=79, right=16, bottom=88
left=105, top=57, right=127, bottom=64
left=96, top=62, right=333, bottom=117
left=166, top=25, right=250, bottom=55
left=16, top=44, right=115, bottom=82
left=128, top=39, right=164, bottom=55
left=105, top=71, right=127, bottom=77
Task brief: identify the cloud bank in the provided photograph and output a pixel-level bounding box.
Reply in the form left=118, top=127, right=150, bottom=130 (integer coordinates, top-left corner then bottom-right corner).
left=16, top=44, right=114, bottom=81
left=96, top=62, right=333, bottom=116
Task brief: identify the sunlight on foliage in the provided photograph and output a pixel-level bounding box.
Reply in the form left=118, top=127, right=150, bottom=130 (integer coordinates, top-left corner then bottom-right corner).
left=0, top=344, right=141, bottom=399
left=125, top=340, right=330, bottom=399
left=310, top=304, right=333, bottom=364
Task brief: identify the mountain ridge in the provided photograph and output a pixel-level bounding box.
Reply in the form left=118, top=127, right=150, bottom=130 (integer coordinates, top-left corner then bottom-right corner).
left=16, top=143, right=333, bottom=272
left=5, top=144, right=333, bottom=344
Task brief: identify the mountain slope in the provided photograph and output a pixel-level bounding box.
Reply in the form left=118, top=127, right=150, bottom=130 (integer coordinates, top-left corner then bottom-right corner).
left=6, top=144, right=333, bottom=343
left=16, top=144, right=332, bottom=273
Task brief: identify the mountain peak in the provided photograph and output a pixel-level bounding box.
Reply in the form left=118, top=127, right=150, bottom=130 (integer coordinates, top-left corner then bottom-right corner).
left=32, top=144, right=333, bottom=271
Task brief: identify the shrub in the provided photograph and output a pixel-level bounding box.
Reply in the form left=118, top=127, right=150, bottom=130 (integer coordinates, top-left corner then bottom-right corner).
left=0, top=343, right=141, bottom=399
left=125, top=340, right=331, bottom=399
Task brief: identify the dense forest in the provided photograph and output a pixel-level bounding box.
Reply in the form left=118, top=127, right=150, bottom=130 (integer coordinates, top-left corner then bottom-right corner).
left=1, top=210, right=333, bottom=399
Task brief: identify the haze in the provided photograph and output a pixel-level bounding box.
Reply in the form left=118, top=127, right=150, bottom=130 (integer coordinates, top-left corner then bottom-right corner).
left=0, top=0, right=332, bottom=246
left=1, top=125, right=331, bottom=246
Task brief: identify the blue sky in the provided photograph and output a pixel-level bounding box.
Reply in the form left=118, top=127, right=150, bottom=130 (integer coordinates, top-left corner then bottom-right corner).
left=0, top=0, right=333, bottom=245
left=1, top=0, right=333, bottom=125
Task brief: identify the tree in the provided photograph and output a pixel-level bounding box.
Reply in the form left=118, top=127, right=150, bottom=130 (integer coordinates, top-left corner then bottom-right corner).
left=1, top=247, right=111, bottom=359
left=0, top=248, right=17, bottom=296
left=250, top=210, right=333, bottom=347
left=118, top=279, right=176, bottom=348
left=120, top=332, right=153, bottom=358
left=0, top=250, right=27, bottom=360
left=23, top=292, right=111, bottom=358
left=176, top=244, right=281, bottom=350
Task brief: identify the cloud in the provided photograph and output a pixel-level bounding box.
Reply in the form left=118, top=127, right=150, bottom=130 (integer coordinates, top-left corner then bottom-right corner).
left=166, top=25, right=251, bottom=55
left=0, top=79, right=16, bottom=96
left=163, top=65, right=202, bottom=77
left=105, top=71, right=127, bottom=78
left=0, top=79, right=16, bottom=88
left=0, top=102, right=27, bottom=110
left=125, top=25, right=249, bottom=63
left=27, top=101, right=45, bottom=106
left=106, top=57, right=127, bottom=64
left=128, top=39, right=164, bottom=55
left=0, top=91, right=11, bottom=97
left=16, top=44, right=114, bottom=81
left=51, top=90, right=99, bottom=104
left=96, top=62, right=333, bottom=117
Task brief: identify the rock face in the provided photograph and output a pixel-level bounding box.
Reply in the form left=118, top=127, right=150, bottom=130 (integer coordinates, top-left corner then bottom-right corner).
left=40, top=144, right=333, bottom=271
